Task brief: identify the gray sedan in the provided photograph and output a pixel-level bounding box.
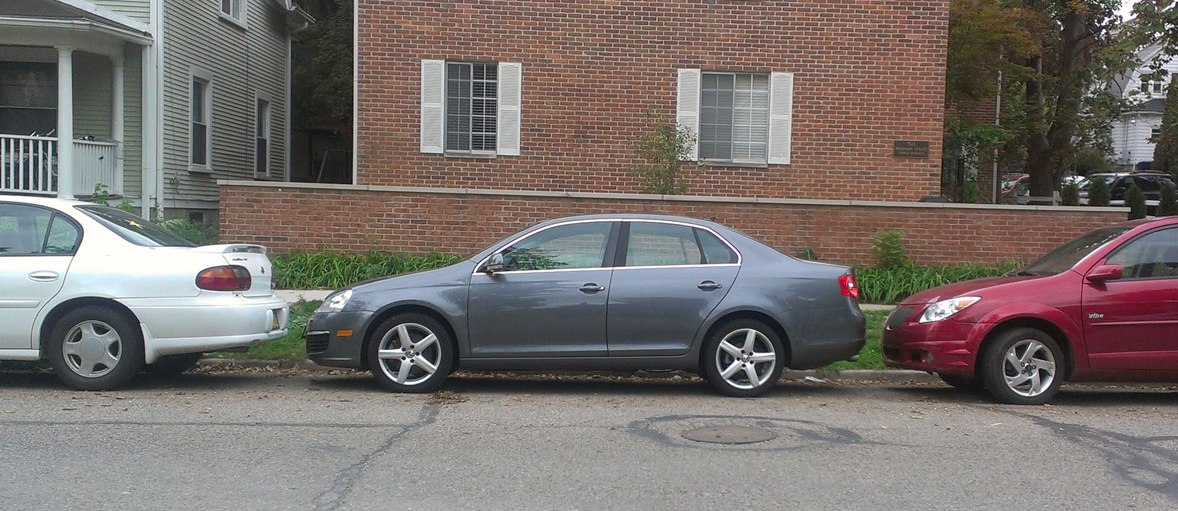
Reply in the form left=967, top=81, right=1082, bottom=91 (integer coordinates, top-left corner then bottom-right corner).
left=305, top=215, right=865, bottom=396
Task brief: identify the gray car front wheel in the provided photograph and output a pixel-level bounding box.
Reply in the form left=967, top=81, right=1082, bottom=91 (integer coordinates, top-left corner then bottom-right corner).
left=703, top=320, right=784, bottom=397
left=367, top=313, right=454, bottom=393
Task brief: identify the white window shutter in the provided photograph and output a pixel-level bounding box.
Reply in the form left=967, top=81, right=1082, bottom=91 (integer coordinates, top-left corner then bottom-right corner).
left=768, top=72, right=794, bottom=165
left=420, top=60, right=445, bottom=154
left=676, top=68, right=701, bottom=161
left=497, top=62, right=522, bottom=156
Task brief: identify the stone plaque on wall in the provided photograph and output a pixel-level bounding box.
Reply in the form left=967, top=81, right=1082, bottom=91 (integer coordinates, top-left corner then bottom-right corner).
left=893, top=141, right=929, bottom=158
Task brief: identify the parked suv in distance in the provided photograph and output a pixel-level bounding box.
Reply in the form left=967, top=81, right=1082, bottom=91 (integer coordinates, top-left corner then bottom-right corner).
left=1078, top=172, right=1176, bottom=213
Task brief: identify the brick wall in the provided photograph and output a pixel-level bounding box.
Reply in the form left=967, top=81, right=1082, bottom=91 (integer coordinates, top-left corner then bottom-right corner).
left=356, top=0, right=949, bottom=202
left=220, top=182, right=1126, bottom=268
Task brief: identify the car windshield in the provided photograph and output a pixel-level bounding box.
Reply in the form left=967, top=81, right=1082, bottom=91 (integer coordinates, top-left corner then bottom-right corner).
left=1017, top=225, right=1131, bottom=276
left=77, top=205, right=196, bottom=247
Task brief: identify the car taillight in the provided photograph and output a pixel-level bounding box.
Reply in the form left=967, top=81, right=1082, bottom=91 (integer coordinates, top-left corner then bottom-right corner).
left=839, top=274, right=859, bottom=300
left=196, top=265, right=252, bottom=291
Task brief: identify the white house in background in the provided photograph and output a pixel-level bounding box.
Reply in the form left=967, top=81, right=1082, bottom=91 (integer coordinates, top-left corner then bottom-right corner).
left=0, top=0, right=310, bottom=221
left=1110, top=42, right=1176, bottom=170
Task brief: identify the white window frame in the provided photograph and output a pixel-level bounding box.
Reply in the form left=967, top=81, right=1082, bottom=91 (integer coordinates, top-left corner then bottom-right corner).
left=677, top=69, right=792, bottom=166
left=421, top=60, right=521, bottom=157
left=254, top=92, right=273, bottom=178
left=219, top=0, right=247, bottom=28
left=189, top=69, right=214, bottom=173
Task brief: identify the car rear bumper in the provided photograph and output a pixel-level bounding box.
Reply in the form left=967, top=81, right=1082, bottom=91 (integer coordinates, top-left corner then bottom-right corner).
left=124, top=295, right=290, bottom=363
left=305, top=310, right=373, bottom=369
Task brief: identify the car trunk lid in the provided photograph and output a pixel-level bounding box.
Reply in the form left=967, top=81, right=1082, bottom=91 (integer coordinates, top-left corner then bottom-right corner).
left=194, top=244, right=274, bottom=297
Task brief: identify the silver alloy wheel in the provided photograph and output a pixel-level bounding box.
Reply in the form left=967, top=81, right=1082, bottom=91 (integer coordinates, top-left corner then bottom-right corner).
left=376, top=322, right=441, bottom=386
left=715, top=328, right=778, bottom=390
left=61, top=320, right=122, bottom=378
left=1001, top=338, right=1057, bottom=397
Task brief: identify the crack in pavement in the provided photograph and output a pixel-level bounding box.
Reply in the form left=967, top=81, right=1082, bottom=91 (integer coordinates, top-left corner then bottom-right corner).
left=313, top=404, right=440, bottom=511
left=1001, top=409, right=1178, bottom=502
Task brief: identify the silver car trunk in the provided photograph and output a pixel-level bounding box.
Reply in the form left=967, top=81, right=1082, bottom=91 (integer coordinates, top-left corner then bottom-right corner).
left=195, top=244, right=274, bottom=297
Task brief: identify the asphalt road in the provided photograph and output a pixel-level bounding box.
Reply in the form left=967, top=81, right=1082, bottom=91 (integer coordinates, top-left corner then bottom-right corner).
left=1, top=365, right=1176, bottom=510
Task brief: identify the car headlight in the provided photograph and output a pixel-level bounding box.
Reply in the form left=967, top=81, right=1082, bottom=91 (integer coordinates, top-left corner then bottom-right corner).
left=318, top=289, right=353, bottom=312
left=918, top=296, right=980, bottom=324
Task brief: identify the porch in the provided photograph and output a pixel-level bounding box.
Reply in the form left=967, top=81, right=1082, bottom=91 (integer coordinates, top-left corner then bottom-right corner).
left=0, top=134, right=119, bottom=196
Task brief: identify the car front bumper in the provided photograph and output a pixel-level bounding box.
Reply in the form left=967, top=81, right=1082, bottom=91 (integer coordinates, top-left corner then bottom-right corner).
left=880, top=306, right=981, bottom=377
left=305, top=310, right=374, bottom=369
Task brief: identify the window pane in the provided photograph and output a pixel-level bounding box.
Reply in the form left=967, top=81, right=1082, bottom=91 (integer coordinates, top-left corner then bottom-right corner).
left=446, top=62, right=498, bottom=152
left=501, top=222, right=612, bottom=271
left=697, top=229, right=737, bottom=264
left=0, top=204, right=51, bottom=255
left=700, top=73, right=735, bottom=161
left=1107, top=228, right=1178, bottom=279
left=45, top=214, right=81, bottom=254
left=625, top=222, right=702, bottom=267
left=192, top=123, right=207, bottom=165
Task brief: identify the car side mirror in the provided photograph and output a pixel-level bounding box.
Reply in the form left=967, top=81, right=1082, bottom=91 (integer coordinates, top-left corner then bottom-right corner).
left=485, top=253, right=505, bottom=274
left=1086, top=264, right=1123, bottom=283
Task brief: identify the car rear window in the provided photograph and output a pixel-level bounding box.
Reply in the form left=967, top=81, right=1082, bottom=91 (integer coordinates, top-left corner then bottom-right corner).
left=76, top=205, right=195, bottom=247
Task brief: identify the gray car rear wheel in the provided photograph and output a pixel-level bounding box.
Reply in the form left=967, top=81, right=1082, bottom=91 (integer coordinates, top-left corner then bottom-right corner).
left=47, top=305, right=144, bottom=391
left=367, top=313, right=454, bottom=393
left=703, top=319, right=784, bottom=397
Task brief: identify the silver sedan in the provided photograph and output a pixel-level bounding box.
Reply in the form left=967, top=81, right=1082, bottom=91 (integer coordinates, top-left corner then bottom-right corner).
left=306, top=214, right=865, bottom=396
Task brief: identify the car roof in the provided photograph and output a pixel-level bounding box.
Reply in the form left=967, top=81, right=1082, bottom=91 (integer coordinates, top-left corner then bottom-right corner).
left=528, top=213, right=733, bottom=232
left=0, top=194, right=90, bottom=208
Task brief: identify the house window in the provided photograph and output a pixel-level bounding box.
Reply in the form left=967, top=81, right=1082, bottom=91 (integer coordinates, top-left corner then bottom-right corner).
left=678, top=69, right=793, bottom=165
left=699, top=73, right=770, bottom=163
left=221, top=0, right=243, bottom=21
left=190, top=75, right=211, bottom=169
left=420, top=60, right=521, bottom=156
left=0, top=62, right=57, bottom=135
left=255, top=98, right=271, bottom=176
left=1156, top=81, right=1165, bottom=94
left=1152, top=127, right=1162, bottom=141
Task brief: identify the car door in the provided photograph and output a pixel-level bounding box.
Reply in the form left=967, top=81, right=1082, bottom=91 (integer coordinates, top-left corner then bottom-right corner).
left=0, top=203, right=81, bottom=350
left=1082, top=226, right=1178, bottom=371
left=606, top=221, right=739, bottom=356
left=467, top=220, right=618, bottom=358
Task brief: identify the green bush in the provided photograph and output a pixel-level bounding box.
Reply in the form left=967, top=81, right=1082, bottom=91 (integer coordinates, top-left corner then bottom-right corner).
left=272, top=251, right=460, bottom=289
left=159, top=219, right=219, bottom=245
left=871, top=230, right=910, bottom=269
left=1060, top=182, right=1080, bottom=206
left=857, top=262, right=1020, bottom=304
left=1125, top=183, right=1147, bottom=219
left=1160, top=183, right=1178, bottom=216
left=1087, top=177, right=1110, bottom=206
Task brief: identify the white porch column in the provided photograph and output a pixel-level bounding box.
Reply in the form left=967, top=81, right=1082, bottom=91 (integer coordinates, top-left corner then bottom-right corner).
left=56, top=46, right=75, bottom=198
left=112, top=54, right=125, bottom=195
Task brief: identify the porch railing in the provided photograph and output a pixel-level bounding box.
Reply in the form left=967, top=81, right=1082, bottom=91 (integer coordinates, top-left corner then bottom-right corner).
left=0, top=134, right=121, bottom=196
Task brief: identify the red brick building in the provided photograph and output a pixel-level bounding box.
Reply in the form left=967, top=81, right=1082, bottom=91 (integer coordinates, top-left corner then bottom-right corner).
left=220, top=0, right=1126, bottom=266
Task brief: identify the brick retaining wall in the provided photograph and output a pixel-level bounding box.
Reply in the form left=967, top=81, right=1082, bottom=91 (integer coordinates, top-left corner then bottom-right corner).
left=220, top=182, right=1127, bottom=267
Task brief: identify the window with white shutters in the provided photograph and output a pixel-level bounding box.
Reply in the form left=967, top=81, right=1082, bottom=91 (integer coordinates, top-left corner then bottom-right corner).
left=421, top=60, right=522, bottom=156
left=678, top=69, right=792, bottom=165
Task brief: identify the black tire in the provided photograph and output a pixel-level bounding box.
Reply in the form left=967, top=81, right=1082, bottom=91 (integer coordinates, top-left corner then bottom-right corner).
left=47, top=306, right=144, bottom=391
left=981, top=327, right=1065, bottom=405
left=144, top=353, right=203, bottom=377
left=367, top=313, right=454, bottom=393
left=939, top=373, right=983, bottom=391
left=702, top=319, right=785, bottom=397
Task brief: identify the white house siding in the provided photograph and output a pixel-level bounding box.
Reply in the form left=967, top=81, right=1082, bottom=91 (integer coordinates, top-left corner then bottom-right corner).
left=161, top=0, right=290, bottom=208
left=122, top=45, right=143, bottom=200
left=91, top=0, right=151, bottom=24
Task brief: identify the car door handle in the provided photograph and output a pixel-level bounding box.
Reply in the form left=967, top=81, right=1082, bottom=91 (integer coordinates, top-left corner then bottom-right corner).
left=28, top=271, right=60, bottom=282
left=698, top=280, right=723, bottom=291
left=579, top=283, right=605, bottom=293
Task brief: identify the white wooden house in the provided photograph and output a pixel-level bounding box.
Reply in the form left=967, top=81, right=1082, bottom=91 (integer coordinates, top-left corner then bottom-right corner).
left=0, top=0, right=309, bottom=220
left=1110, top=42, right=1176, bottom=170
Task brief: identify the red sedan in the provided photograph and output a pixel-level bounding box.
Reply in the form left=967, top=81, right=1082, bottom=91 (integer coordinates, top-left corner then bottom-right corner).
left=883, top=217, right=1178, bottom=404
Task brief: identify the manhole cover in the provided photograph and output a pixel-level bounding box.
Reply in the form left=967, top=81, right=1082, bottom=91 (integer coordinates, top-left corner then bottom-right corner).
left=681, top=425, right=778, bottom=445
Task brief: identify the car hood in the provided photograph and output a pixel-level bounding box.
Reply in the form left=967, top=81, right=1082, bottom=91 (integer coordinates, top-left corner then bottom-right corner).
left=350, top=260, right=476, bottom=294
left=899, top=275, right=1045, bottom=305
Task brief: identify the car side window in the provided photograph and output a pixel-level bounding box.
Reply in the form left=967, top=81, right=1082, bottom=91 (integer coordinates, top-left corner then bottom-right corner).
left=697, top=228, right=737, bottom=264
left=0, top=203, right=55, bottom=256
left=45, top=214, right=81, bottom=254
left=499, top=221, right=612, bottom=271
left=625, top=222, right=703, bottom=266
left=1106, top=228, right=1178, bottom=280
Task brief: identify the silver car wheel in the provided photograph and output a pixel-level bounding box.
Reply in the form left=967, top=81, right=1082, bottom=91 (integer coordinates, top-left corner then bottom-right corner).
left=714, top=328, right=778, bottom=390
left=376, top=322, right=442, bottom=386
left=1001, top=338, right=1057, bottom=398
left=61, top=320, right=123, bottom=378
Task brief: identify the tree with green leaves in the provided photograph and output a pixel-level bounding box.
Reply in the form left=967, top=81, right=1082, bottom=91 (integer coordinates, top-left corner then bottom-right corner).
left=1125, top=182, right=1147, bottom=218
left=293, top=0, right=352, bottom=133
left=1160, top=182, right=1178, bottom=215
left=1061, top=182, right=1080, bottom=205
left=630, top=114, right=697, bottom=195
left=1088, top=176, right=1111, bottom=206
